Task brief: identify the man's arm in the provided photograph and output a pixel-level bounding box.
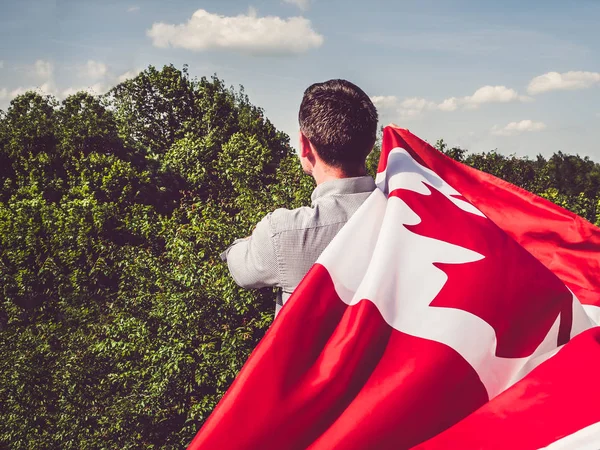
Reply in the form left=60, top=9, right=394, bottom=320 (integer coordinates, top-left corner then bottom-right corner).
left=220, top=213, right=280, bottom=289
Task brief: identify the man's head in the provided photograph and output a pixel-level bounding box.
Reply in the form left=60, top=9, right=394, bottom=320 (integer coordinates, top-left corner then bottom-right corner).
left=298, top=79, right=378, bottom=178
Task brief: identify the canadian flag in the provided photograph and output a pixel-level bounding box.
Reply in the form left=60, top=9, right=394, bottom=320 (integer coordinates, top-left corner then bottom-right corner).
left=188, top=126, right=600, bottom=449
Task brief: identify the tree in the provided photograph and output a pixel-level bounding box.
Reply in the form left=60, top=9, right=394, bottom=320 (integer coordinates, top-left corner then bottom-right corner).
left=0, top=65, right=299, bottom=449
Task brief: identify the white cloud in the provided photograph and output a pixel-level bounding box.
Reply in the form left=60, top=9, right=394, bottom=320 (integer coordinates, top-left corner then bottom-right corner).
left=283, top=0, right=310, bottom=11
left=40, top=81, right=56, bottom=95
left=398, top=97, right=438, bottom=117
left=372, top=96, right=446, bottom=118
left=62, top=82, right=107, bottom=98
left=491, top=120, right=547, bottom=136
left=373, top=84, right=530, bottom=120
left=0, top=61, right=4, bottom=69
left=79, top=60, right=108, bottom=79
left=116, top=68, right=142, bottom=83
left=462, top=85, right=531, bottom=109
left=147, top=8, right=324, bottom=55
left=127, top=6, right=140, bottom=12
left=34, top=59, right=53, bottom=78
left=60, top=87, right=79, bottom=97
left=9, top=81, right=56, bottom=98
left=9, top=87, right=27, bottom=97
left=0, top=56, right=117, bottom=105
left=5, top=80, right=106, bottom=101
left=370, top=95, right=399, bottom=111
left=527, top=71, right=600, bottom=95
left=438, top=97, right=458, bottom=112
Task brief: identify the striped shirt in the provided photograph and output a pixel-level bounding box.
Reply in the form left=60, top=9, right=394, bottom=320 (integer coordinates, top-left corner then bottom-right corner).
left=221, top=176, right=376, bottom=316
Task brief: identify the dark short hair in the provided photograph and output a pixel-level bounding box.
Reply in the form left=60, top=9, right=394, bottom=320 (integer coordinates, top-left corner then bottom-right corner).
left=299, top=79, right=378, bottom=172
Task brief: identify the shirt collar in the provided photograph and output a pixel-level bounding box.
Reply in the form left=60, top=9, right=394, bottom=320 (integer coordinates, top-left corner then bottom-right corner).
left=311, top=176, right=376, bottom=203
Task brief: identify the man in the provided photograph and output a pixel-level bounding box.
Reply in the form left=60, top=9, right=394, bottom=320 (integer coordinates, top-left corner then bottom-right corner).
left=221, top=79, right=378, bottom=316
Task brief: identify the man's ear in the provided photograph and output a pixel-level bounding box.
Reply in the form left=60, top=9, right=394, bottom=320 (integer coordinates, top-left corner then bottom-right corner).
left=299, top=131, right=312, bottom=158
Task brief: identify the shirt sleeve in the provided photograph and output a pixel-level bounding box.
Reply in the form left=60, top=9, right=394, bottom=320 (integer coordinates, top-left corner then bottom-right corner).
left=220, top=213, right=281, bottom=289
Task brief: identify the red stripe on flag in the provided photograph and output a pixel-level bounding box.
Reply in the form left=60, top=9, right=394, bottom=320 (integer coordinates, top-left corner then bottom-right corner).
left=414, top=326, right=600, bottom=450
left=189, top=264, right=488, bottom=449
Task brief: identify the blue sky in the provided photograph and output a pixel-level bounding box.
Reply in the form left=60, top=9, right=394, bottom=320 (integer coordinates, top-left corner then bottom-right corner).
left=1, top=0, right=599, bottom=159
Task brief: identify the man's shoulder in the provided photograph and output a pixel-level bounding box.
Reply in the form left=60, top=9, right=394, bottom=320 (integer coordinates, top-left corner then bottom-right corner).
left=268, top=205, right=316, bottom=235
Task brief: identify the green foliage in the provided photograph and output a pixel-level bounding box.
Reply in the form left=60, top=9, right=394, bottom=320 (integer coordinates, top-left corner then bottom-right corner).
left=0, top=65, right=598, bottom=449
left=365, top=131, right=382, bottom=179
left=0, top=65, right=300, bottom=449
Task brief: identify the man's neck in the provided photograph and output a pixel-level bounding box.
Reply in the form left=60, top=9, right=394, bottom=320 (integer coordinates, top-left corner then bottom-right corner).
left=312, top=164, right=367, bottom=186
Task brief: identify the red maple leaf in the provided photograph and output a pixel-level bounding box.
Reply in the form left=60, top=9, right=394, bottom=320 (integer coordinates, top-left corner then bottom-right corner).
left=390, top=183, right=573, bottom=358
